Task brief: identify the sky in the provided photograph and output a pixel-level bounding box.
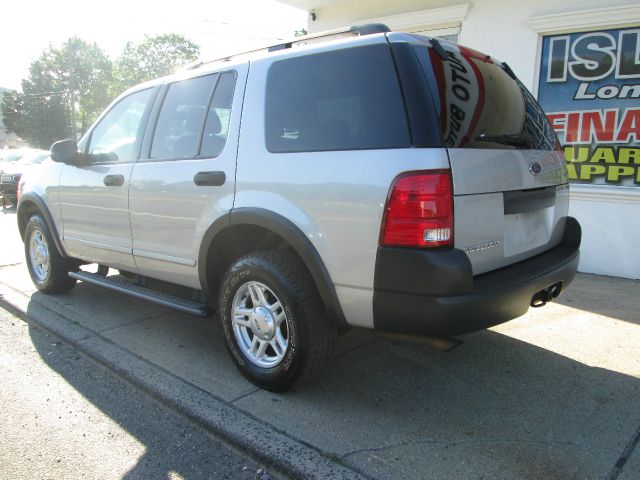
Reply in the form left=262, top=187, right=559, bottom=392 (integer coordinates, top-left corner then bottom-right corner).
left=0, top=0, right=308, bottom=91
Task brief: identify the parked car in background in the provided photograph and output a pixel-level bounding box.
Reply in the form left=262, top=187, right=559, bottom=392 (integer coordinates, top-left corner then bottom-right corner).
left=1, top=149, right=49, bottom=206
left=0, top=147, right=36, bottom=170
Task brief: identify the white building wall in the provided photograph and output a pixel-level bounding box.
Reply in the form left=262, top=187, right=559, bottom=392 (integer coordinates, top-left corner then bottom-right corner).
left=301, top=0, right=640, bottom=279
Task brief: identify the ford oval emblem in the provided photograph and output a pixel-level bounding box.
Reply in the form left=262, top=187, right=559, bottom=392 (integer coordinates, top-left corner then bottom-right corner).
left=529, top=162, right=542, bottom=176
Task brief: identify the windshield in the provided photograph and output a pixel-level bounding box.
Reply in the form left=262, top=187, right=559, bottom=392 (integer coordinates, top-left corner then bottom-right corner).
left=414, top=41, right=558, bottom=150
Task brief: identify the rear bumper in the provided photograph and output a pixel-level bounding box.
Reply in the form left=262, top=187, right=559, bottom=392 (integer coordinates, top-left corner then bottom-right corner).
left=373, top=217, right=581, bottom=337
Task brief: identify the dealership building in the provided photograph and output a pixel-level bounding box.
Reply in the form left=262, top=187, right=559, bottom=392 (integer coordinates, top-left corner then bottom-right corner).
left=279, top=0, right=640, bottom=279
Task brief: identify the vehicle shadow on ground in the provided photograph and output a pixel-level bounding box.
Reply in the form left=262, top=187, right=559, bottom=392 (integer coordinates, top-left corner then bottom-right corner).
left=281, top=327, right=640, bottom=479
left=26, top=289, right=640, bottom=480
left=555, top=273, right=639, bottom=325
left=26, top=315, right=258, bottom=479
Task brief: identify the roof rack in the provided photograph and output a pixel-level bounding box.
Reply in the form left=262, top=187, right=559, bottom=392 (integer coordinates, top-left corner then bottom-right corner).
left=185, top=23, right=391, bottom=70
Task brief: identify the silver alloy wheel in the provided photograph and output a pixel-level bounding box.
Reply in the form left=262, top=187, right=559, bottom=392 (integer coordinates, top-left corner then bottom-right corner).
left=231, top=281, right=289, bottom=368
left=29, top=227, right=50, bottom=283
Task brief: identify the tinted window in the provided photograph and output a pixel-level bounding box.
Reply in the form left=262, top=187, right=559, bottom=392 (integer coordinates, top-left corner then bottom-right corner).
left=265, top=45, right=410, bottom=153
left=415, top=44, right=557, bottom=150
left=200, top=72, right=237, bottom=158
left=89, top=88, right=153, bottom=162
left=151, top=75, right=216, bottom=160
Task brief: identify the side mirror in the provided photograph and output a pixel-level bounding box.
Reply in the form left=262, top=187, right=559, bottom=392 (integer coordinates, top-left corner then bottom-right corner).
left=50, top=139, right=79, bottom=164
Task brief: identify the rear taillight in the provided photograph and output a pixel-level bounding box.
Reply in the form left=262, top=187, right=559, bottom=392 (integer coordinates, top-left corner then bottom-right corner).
left=380, top=170, right=453, bottom=248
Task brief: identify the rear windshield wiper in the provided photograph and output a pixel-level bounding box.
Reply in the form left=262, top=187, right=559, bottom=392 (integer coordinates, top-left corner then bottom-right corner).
left=429, top=38, right=448, bottom=60
left=475, top=133, right=535, bottom=148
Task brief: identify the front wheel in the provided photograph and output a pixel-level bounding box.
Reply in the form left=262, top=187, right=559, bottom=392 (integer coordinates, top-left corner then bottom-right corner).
left=24, top=214, right=77, bottom=294
left=218, top=250, right=337, bottom=392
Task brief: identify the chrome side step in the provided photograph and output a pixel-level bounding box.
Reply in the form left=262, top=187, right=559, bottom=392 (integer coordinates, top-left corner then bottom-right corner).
left=69, top=271, right=210, bottom=317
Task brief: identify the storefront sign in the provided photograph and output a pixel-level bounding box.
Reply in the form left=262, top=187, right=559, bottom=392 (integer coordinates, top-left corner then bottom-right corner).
left=538, top=27, right=640, bottom=186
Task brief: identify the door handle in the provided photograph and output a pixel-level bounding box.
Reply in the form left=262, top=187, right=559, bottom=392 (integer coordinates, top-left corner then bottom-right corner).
left=103, top=174, right=125, bottom=187
left=194, top=171, right=226, bottom=186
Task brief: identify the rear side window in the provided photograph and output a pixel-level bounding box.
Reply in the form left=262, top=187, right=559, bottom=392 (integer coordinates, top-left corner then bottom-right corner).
left=265, top=45, right=411, bottom=153
left=151, top=74, right=217, bottom=160
left=415, top=44, right=557, bottom=150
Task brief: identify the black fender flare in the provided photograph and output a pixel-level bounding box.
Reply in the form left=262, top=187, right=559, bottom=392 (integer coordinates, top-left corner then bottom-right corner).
left=198, top=208, right=347, bottom=327
left=17, top=193, right=69, bottom=258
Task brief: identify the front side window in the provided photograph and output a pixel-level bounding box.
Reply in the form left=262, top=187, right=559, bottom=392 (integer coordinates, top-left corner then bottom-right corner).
left=150, top=74, right=217, bottom=160
left=88, top=88, right=153, bottom=162
left=265, top=45, right=411, bottom=153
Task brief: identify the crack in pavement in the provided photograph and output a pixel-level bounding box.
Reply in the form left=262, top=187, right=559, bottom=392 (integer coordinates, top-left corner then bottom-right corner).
left=230, top=388, right=262, bottom=404
left=606, top=423, right=640, bottom=480
left=341, top=436, right=582, bottom=460
left=95, top=312, right=170, bottom=334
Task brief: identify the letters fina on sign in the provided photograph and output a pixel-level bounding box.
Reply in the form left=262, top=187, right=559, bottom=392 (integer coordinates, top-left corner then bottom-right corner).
left=537, top=27, right=640, bottom=187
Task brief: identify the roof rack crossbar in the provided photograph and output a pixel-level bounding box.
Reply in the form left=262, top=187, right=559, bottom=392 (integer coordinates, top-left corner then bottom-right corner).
left=185, top=23, right=390, bottom=70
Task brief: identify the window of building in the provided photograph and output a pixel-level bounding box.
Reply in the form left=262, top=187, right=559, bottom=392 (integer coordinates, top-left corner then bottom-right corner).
left=409, top=26, right=459, bottom=43
left=537, top=26, right=640, bottom=187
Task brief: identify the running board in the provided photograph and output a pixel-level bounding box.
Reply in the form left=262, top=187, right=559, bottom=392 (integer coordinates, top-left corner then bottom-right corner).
left=68, top=271, right=210, bottom=317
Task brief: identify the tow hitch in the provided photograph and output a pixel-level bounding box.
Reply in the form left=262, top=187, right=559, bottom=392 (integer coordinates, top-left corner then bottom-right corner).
left=530, top=282, right=563, bottom=308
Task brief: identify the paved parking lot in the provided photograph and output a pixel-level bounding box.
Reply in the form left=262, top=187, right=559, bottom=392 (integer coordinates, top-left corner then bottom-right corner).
left=1, top=205, right=639, bottom=479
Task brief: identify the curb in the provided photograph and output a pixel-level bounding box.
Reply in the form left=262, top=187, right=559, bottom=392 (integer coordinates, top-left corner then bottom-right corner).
left=0, top=283, right=369, bottom=480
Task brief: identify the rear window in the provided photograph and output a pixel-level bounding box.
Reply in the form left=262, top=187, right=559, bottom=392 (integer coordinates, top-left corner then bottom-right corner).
left=265, top=45, right=411, bottom=153
left=415, top=43, right=557, bottom=150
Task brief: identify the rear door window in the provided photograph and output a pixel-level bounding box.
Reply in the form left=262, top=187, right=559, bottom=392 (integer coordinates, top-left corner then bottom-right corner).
left=265, top=45, right=411, bottom=153
left=414, top=43, right=558, bottom=150
left=150, top=74, right=217, bottom=160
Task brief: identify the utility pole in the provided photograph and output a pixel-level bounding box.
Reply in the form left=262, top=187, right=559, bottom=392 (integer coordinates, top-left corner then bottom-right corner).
left=68, top=42, right=77, bottom=141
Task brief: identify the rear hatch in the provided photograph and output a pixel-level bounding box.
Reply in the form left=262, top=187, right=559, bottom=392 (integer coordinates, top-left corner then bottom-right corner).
left=409, top=37, right=570, bottom=275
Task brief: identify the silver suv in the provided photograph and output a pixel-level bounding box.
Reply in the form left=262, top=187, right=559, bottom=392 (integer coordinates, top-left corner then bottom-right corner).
left=17, top=25, right=581, bottom=391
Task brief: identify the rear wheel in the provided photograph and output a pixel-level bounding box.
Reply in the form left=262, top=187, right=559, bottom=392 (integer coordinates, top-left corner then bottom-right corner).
left=24, top=214, right=77, bottom=294
left=218, top=250, right=337, bottom=392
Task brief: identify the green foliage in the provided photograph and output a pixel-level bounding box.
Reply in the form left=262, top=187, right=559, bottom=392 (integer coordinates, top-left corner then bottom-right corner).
left=1, top=91, right=27, bottom=141
left=1, top=38, right=112, bottom=148
left=294, top=29, right=308, bottom=37
left=1, top=34, right=200, bottom=149
left=111, top=34, right=200, bottom=97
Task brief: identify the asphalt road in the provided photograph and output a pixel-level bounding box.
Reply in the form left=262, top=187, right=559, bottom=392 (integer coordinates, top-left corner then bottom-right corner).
left=1, top=203, right=639, bottom=479
left=0, top=303, right=273, bottom=479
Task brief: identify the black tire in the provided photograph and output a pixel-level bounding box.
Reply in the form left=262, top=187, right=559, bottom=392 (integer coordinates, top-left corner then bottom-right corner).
left=24, top=214, right=77, bottom=294
left=218, top=250, right=337, bottom=392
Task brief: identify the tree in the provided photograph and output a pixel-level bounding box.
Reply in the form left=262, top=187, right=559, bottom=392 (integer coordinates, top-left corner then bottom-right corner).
left=1, top=38, right=112, bottom=148
left=111, top=34, right=200, bottom=96
left=2, top=34, right=200, bottom=149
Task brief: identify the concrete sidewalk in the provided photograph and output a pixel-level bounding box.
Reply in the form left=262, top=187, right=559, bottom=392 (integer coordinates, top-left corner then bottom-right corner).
left=1, top=207, right=639, bottom=479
